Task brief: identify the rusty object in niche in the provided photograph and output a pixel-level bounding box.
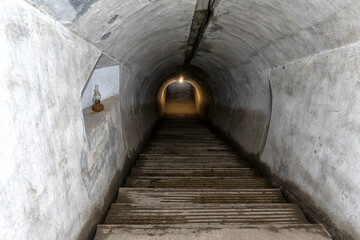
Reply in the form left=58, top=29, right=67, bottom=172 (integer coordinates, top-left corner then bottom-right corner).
left=92, top=100, right=104, bottom=112
left=92, top=84, right=104, bottom=112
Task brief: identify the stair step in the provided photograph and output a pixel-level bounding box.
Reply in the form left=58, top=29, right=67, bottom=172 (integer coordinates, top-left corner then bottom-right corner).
left=144, top=145, right=233, bottom=150
left=117, top=188, right=285, bottom=204
left=125, top=177, right=271, bottom=188
left=151, top=136, right=223, bottom=140
left=147, top=141, right=228, bottom=145
left=137, top=158, right=242, bottom=163
left=104, top=203, right=308, bottom=225
left=142, top=150, right=236, bottom=155
left=153, top=134, right=220, bottom=138
left=135, top=162, right=249, bottom=168
left=156, top=130, right=212, bottom=133
left=94, top=117, right=332, bottom=240
left=143, top=146, right=233, bottom=152
left=139, top=154, right=241, bottom=160
left=131, top=167, right=259, bottom=177
left=94, top=225, right=332, bottom=239
left=141, top=151, right=239, bottom=158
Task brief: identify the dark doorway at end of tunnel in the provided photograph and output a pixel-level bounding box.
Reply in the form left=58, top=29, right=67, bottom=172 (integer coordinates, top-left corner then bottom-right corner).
left=164, top=81, right=197, bottom=117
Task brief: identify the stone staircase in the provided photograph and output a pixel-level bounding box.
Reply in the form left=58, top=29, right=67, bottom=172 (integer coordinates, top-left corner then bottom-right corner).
left=94, top=117, right=332, bottom=240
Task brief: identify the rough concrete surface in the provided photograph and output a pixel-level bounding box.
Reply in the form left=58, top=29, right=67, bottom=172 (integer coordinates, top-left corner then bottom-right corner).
left=0, top=1, right=154, bottom=240
left=0, top=1, right=107, bottom=239
left=262, top=42, right=360, bottom=240
left=2, top=0, right=360, bottom=239
left=94, top=226, right=331, bottom=240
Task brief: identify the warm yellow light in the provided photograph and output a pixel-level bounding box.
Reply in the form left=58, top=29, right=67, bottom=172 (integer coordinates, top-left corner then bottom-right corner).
left=179, top=75, right=184, bottom=83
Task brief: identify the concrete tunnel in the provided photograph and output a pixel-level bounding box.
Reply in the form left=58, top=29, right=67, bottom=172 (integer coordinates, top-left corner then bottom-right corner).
left=0, top=0, right=360, bottom=239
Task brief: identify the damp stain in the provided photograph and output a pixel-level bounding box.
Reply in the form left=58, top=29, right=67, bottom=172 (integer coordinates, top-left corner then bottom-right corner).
left=108, top=15, right=119, bottom=24
left=101, top=32, right=111, bottom=40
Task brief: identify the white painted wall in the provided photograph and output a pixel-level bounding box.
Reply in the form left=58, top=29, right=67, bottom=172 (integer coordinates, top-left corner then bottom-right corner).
left=0, top=1, right=128, bottom=239
left=81, top=65, right=120, bottom=108
left=5, top=0, right=360, bottom=239
left=261, top=42, right=360, bottom=240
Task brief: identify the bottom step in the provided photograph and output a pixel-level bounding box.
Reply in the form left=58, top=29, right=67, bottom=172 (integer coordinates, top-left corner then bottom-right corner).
left=95, top=224, right=332, bottom=240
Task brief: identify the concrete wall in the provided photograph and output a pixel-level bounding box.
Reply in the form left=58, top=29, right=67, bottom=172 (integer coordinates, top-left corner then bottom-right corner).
left=4, top=0, right=360, bottom=239
left=206, top=69, right=271, bottom=155
left=118, top=65, right=159, bottom=159
left=0, top=1, right=157, bottom=239
left=81, top=66, right=120, bottom=108
left=261, top=42, right=360, bottom=240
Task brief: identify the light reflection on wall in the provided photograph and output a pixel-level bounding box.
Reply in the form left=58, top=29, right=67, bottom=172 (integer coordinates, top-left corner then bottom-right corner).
left=157, top=77, right=210, bottom=117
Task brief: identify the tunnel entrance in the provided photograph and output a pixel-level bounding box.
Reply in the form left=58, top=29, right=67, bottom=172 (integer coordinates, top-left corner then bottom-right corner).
left=164, top=80, right=197, bottom=116
left=157, top=72, right=212, bottom=119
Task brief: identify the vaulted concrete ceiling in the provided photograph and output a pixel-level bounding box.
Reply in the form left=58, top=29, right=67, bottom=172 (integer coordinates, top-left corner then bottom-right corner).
left=25, top=0, right=360, bottom=154
left=25, top=0, right=360, bottom=103
left=26, top=0, right=360, bottom=88
left=26, top=0, right=360, bottom=71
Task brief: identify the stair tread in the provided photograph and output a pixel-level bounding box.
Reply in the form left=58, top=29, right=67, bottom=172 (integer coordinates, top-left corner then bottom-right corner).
left=125, top=178, right=271, bottom=188
left=94, top=224, right=332, bottom=240
left=119, top=188, right=282, bottom=192
left=96, top=223, right=330, bottom=230
left=135, top=164, right=249, bottom=168
left=131, top=168, right=258, bottom=175
left=94, top=117, right=329, bottom=240
left=105, top=204, right=308, bottom=225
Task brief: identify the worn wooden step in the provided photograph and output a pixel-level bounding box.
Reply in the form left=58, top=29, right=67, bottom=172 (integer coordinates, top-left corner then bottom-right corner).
left=125, top=176, right=271, bottom=188
left=153, top=134, right=220, bottom=138
left=161, top=121, right=204, bottom=124
left=94, top=117, right=333, bottom=240
left=136, top=162, right=250, bottom=168
left=140, top=151, right=239, bottom=156
left=146, top=142, right=230, bottom=147
left=158, top=123, right=208, bottom=127
left=135, top=162, right=249, bottom=168
left=147, top=140, right=228, bottom=145
left=94, top=224, right=332, bottom=240
left=143, top=145, right=233, bottom=152
left=104, top=203, right=308, bottom=225
left=131, top=167, right=259, bottom=177
left=150, top=138, right=224, bottom=142
left=137, top=158, right=242, bottom=163
left=142, top=149, right=235, bottom=154
left=139, top=154, right=241, bottom=160
left=154, top=132, right=214, bottom=136
left=117, top=188, right=286, bottom=204
left=156, top=127, right=212, bottom=131
left=151, top=134, right=221, bottom=139
left=157, top=129, right=211, bottom=132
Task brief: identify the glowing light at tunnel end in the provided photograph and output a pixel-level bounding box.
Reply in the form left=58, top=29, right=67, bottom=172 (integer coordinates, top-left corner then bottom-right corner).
left=179, top=75, right=184, bottom=84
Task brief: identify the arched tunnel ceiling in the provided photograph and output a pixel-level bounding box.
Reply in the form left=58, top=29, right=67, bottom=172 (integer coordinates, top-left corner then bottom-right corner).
left=26, top=0, right=360, bottom=101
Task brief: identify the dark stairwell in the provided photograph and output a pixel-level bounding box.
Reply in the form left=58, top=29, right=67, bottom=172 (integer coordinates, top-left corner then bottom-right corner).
left=94, top=115, right=331, bottom=239
left=2, top=0, right=360, bottom=240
